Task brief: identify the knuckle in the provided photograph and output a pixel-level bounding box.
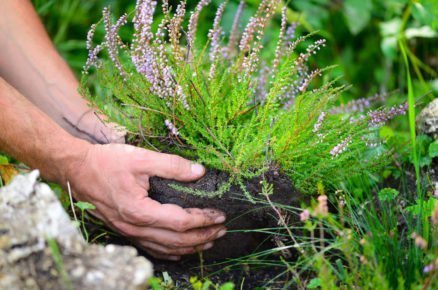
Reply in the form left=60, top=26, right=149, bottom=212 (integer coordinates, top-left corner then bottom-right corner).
left=118, top=206, right=141, bottom=224
left=112, top=221, right=137, bottom=237
left=169, top=154, right=187, bottom=176
left=196, top=228, right=213, bottom=241
left=173, top=217, right=192, bottom=232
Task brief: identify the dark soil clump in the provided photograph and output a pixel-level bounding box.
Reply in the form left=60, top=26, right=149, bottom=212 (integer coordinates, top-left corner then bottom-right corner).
left=149, top=169, right=306, bottom=261
left=152, top=258, right=291, bottom=289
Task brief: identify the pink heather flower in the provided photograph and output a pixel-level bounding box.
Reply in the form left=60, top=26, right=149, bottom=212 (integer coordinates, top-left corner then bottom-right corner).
left=331, top=92, right=387, bottom=114
left=225, top=0, right=245, bottom=58
left=84, top=23, right=103, bottom=72
left=130, top=2, right=188, bottom=110
left=187, top=0, right=211, bottom=51
left=176, top=85, right=190, bottom=110
left=239, top=0, right=278, bottom=53
left=424, top=259, right=438, bottom=273
left=133, top=0, right=156, bottom=45
left=294, top=39, right=326, bottom=72
left=132, top=0, right=157, bottom=73
left=239, top=14, right=259, bottom=53
left=272, top=7, right=287, bottom=73
left=239, top=0, right=279, bottom=81
left=298, top=69, right=321, bottom=92
left=165, top=119, right=179, bottom=136
left=283, top=23, right=297, bottom=49
left=299, top=209, right=310, bottom=221
left=367, top=103, right=408, bottom=127
left=313, top=112, right=326, bottom=133
left=330, top=136, right=352, bottom=158
left=424, top=264, right=434, bottom=273
left=208, top=3, right=226, bottom=79
left=168, top=2, right=186, bottom=62
left=103, top=7, right=128, bottom=79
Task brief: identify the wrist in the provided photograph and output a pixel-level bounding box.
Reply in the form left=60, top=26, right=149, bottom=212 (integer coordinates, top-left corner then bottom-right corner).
left=48, top=136, right=92, bottom=187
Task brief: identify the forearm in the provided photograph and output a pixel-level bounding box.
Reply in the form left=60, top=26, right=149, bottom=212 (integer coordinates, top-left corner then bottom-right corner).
left=0, top=0, right=122, bottom=144
left=0, top=77, right=90, bottom=185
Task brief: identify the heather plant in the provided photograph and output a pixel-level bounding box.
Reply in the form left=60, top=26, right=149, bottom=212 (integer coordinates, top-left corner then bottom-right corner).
left=81, top=0, right=407, bottom=195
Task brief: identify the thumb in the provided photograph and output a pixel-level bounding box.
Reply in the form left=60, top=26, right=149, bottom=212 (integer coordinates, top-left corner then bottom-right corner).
left=140, top=150, right=206, bottom=182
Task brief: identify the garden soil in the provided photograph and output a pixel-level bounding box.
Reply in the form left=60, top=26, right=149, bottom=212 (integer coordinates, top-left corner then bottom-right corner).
left=100, top=169, right=307, bottom=287
left=149, top=169, right=305, bottom=260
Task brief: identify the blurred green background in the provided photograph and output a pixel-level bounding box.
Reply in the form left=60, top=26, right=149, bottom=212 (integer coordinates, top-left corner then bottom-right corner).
left=32, top=0, right=437, bottom=103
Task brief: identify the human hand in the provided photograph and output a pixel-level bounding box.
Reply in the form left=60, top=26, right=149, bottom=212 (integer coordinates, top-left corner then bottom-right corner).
left=66, top=143, right=227, bottom=260
left=63, top=109, right=127, bottom=144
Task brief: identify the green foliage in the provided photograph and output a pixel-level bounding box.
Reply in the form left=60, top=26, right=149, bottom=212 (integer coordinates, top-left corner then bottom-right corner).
left=75, top=201, right=96, bottom=211
left=343, top=0, right=373, bottom=35
left=378, top=187, right=399, bottom=201
left=83, top=0, right=390, bottom=195
left=429, top=140, right=438, bottom=158
left=266, top=182, right=438, bottom=289
left=0, top=154, right=9, bottom=165
left=74, top=201, right=96, bottom=242
left=147, top=275, right=234, bottom=290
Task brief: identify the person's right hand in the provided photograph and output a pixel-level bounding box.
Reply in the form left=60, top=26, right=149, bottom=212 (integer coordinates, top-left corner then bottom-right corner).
left=66, top=143, right=227, bottom=261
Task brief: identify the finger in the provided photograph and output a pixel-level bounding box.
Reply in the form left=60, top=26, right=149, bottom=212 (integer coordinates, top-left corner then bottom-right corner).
left=142, top=203, right=226, bottom=231
left=138, top=150, right=205, bottom=181
left=117, top=197, right=226, bottom=230
left=112, top=220, right=226, bottom=247
left=137, top=240, right=214, bottom=256
left=143, top=249, right=181, bottom=261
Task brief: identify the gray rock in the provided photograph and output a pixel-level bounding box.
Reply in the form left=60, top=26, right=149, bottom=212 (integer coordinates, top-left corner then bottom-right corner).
left=417, top=98, right=438, bottom=139
left=0, top=171, right=153, bottom=290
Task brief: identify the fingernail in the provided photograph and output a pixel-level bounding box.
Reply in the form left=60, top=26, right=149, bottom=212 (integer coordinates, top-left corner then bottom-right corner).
left=191, top=163, right=205, bottom=177
left=217, top=229, right=227, bottom=238
left=203, top=242, right=213, bottom=250
left=214, top=216, right=226, bottom=224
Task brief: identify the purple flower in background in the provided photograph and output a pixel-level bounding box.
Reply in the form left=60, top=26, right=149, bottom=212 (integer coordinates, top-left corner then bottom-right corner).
left=331, top=92, right=387, bottom=114
left=300, top=209, right=310, bottom=221
left=313, top=112, right=326, bottom=133
left=367, top=103, right=408, bottom=127
left=330, top=136, right=352, bottom=158
left=283, top=23, right=297, bottom=49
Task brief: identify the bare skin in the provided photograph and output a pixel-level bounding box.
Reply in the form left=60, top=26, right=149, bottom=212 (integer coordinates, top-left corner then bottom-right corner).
left=0, top=0, right=226, bottom=261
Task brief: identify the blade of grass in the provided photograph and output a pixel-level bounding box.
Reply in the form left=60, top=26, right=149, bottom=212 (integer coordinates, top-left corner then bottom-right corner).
left=48, top=238, right=73, bottom=290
